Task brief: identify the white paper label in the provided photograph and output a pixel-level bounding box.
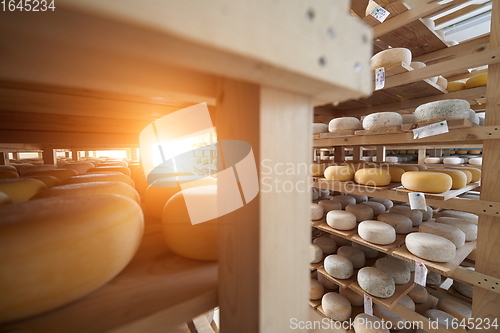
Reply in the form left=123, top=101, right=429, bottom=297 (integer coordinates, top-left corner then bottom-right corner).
left=364, top=294, right=374, bottom=316
left=413, top=120, right=449, bottom=139
left=370, top=5, right=390, bottom=22
left=375, top=67, right=386, bottom=90
left=409, top=192, right=427, bottom=210
left=415, top=261, right=428, bottom=286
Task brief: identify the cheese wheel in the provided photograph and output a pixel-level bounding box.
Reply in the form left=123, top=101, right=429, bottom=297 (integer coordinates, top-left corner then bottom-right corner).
left=401, top=171, right=452, bottom=193
left=319, top=188, right=331, bottom=198
left=414, top=99, right=470, bottom=122
left=389, top=206, right=423, bottom=226
left=0, top=194, right=143, bottom=323
left=358, top=220, right=396, bottom=245
left=468, top=157, right=482, bottom=165
left=453, top=267, right=474, bottom=298
left=329, top=117, right=361, bottom=131
left=408, top=284, right=429, bottom=303
left=321, top=292, right=352, bottom=321
left=369, top=198, right=393, bottom=210
left=0, top=170, right=19, bottom=179
left=324, top=165, right=355, bottom=181
left=318, top=199, right=342, bottom=213
left=311, top=164, right=326, bottom=177
left=353, top=313, right=390, bottom=333
left=445, top=166, right=481, bottom=182
left=310, top=279, right=324, bottom=300
left=330, top=234, right=352, bottom=247
left=362, top=112, right=403, bottom=130
left=387, top=166, right=405, bottom=182
left=311, top=203, right=324, bottom=220
left=339, top=287, right=364, bottom=306
left=437, top=298, right=472, bottom=322
left=63, top=162, right=94, bottom=174
left=395, top=164, right=419, bottom=172
left=0, top=191, right=12, bottom=206
left=371, top=48, right=412, bottom=70
left=447, top=81, right=466, bottom=92
left=21, top=175, right=60, bottom=188
left=23, top=168, right=78, bottom=182
left=310, top=244, right=323, bottom=264
left=425, top=310, right=466, bottom=333
left=377, top=213, right=412, bottom=234
left=436, top=217, right=477, bottom=241
left=318, top=272, right=339, bottom=290
left=161, top=186, right=219, bottom=260
left=424, top=157, right=442, bottom=164
left=419, top=221, right=466, bottom=248
left=360, top=201, right=386, bottom=216
left=313, top=236, right=337, bottom=255
left=439, top=210, right=478, bottom=224
left=88, top=166, right=131, bottom=177
left=19, top=164, right=57, bottom=176
left=337, top=246, right=366, bottom=269
left=33, top=181, right=140, bottom=203
left=351, top=242, right=379, bottom=259
left=411, top=61, right=426, bottom=69
left=326, top=210, right=357, bottom=230
left=312, top=123, right=328, bottom=134
left=373, top=305, right=406, bottom=328
left=324, top=255, right=354, bottom=279
left=0, top=165, right=17, bottom=173
left=0, top=178, right=47, bottom=202
left=422, top=206, right=433, bottom=221
left=374, top=257, right=411, bottom=285
left=443, top=157, right=464, bottom=165
left=401, top=113, right=416, bottom=124
left=427, top=271, right=443, bottom=285
left=331, top=195, right=357, bottom=209
left=312, top=189, right=319, bottom=201
left=421, top=169, right=467, bottom=189
left=405, top=233, right=456, bottom=262
left=348, top=193, right=368, bottom=203
left=355, top=168, right=391, bottom=186
left=345, top=204, right=374, bottom=222
left=62, top=172, right=135, bottom=187
left=399, top=295, right=416, bottom=311
left=358, top=267, right=396, bottom=298
left=465, top=73, right=488, bottom=89
left=436, top=76, right=448, bottom=89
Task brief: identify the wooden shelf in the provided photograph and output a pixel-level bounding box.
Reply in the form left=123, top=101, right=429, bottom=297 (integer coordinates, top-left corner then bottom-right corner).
left=316, top=267, right=357, bottom=289
left=0, top=223, right=218, bottom=333
left=313, top=179, right=401, bottom=193
left=314, top=221, right=358, bottom=240
left=393, top=183, right=480, bottom=201
left=350, top=234, right=406, bottom=254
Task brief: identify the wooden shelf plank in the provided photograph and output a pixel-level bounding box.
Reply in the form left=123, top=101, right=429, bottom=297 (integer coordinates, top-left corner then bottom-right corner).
left=350, top=234, right=406, bottom=254
left=414, top=294, right=439, bottom=316
left=354, top=127, right=405, bottom=136
left=314, top=221, right=358, bottom=241
left=317, top=267, right=356, bottom=289
left=313, top=179, right=401, bottom=193
left=393, top=183, right=480, bottom=201
left=401, top=118, right=480, bottom=132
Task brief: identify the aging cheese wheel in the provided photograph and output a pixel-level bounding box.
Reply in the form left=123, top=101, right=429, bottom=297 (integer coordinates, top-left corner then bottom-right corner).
left=414, top=99, right=470, bottom=122
left=326, top=210, right=357, bottom=230
left=353, top=313, right=390, bottom=333
left=319, top=199, right=342, bottom=213
left=310, top=244, right=323, bottom=264
left=362, top=112, right=403, bottom=130
left=425, top=309, right=466, bottom=333
left=19, top=164, right=57, bottom=176
left=358, top=267, right=396, bottom=298
left=0, top=165, right=17, bottom=173
left=330, top=234, right=352, bottom=247
left=352, top=242, right=379, bottom=259
left=329, top=117, right=361, bottom=131
left=453, top=267, right=474, bottom=298
left=396, top=164, right=419, bottom=172
left=88, top=166, right=131, bottom=177
left=401, top=171, right=452, bottom=193
left=63, top=162, right=94, bottom=174
left=465, top=73, right=488, bottom=89
left=62, top=172, right=135, bottom=187
left=377, top=213, right=412, bottom=234
left=421, top=169, right=467, bottom=189
left=22, top=175, right=60, bottom=188
left=405, top=233, right=456, bottom=262
left=427, top=271, right=443, bottom=285
left=399, top=295, right=416, bottom=311
left=371, top=48, right=412, bottom=70
left=360, top=201, right=386, bottom=216
left=318, top=272, right=339, bottom=290
left=389, top=206, right=423, bottom=226
left=0, top=194, right=143, bottom=323
left=0, top=178, right=47, bottom=203
left=312, top=123, right=329, bottom=134
left=373, top=305, right=406, bottom=328
left=319, top=188, right=331, bottom=198
left=401, top=113, right=416, bottom=124
left=0, top=170, right=18, bottom=179
left=331, top=195, right=357, bottom=209
left=369, top=198, right=393, bottom=210
left=468, top=157, right=482, bottom=165
left=321, top=292, right=352, bottom=321
left=419, top=221, right=466, bottom=248
left=324, top=255, right=354, bottom=279
left=439, top=210, right=478, bottom=225
left=311, top=164, right=326, bottom=177
left=311, top=203, right=324, bottom=221
left=408, top=284, right=428, bottom=304
left=387, top=166, right=405, bottom=182
left=375, top=257, right=411, bottom=284
left=0, top=191, right=12, bottom=206
left=345, top=204, right=374, bottom=222
left=358, top=220, right=396, bottom=245
left=339, top=286, right=364, bottom=306
left=446, top=166, right=481, bottom=182
left=310, top=279, right=324, bottom=300
left=23, top=168, right=78, bottom=182
left=421, top=205, right=433, bottom=221
left=324, top=165, right=355, bottom=181
left=436, top=217, right=477, bottom=241
left=348, top=193, right=368, bottom=203
left=337, top=246, right=365, bottom=269
left=436, top=76, right=448, bottom=89
left=355, top=168, right=391, bottom=186
left=313, top=236, right=337, bottom=255
left=447, top=81, right=466, bottom=92
left=424, top=157, right=442, bottom=164
left=437, top=298, right=472, bottom=322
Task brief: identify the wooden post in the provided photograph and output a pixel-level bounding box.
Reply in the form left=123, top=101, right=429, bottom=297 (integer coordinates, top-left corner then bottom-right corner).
left=353, top=146, right=363, bottom=161
left=65, top=151, right=70, bottom=158
left=376, top=146, right=386, bottom=162
left=12, top=152, right=20, bottom=160
left=72, top=150, right=79, bottom=161
left=473, top=0, right=500, bottom=328
left=216, top=79, right=310, bottom=332
left=85, top=151, right=90, bottom=158
left=334, top=146, right=345, bottom=163
left=42, top=147, right=57, bottom=165
left=418, top=148, right=426, bottom=165
left=0, top=152, right=9, bottom=165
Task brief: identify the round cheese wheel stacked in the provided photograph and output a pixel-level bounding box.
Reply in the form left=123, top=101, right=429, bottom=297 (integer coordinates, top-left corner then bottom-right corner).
left=337, top=246, right=365, bottom=268
left=422, top=205, right=433, bottom=221
left=401, top=171, right=452, bottom=193
left=360, top=201, right=386, bottom=216
left=353, top=313, right=390, bottom=333
left=358, top=221, right=396, bottom=245
left=377, top=213, right=412, bottom=234
left=23, top=168, right=78, bottom=182
left=425, top=309, right=466, bottom=333
left=421, top=169, right=467, bottom=189
left=348, top=193, right=368, bottom=203
left=326, top=210, right=357, bottom=230
left=389, top=206, right=423, bottom=226
left=311, top=203, right=324, bottom=220
left=414, top=99, right=470, bottom=122
left=468, top=157, right=482, bottom=165
left=310, top=279, right=324, bottom=300
left=329, top=117, right=361, bottom=132
left=371, top=48, right=412, bottom=70
left=318, top=273, right=339, bottom=290
left=331, top=195, right=356, bottom=209
left=313, top=236, right=337, bottom=255
left=319, top=199, right=342, bottom=213
left=358, top=267, right=396, bottom=298
left=405, top=233, right=456, bottom=262
left=437, top=298, right=472, bottom=322
left=324, top=255, right=353, bottom=279
left=369, top=198, right=393, bottom=210
left=0, top=194, right=143, bottom=323
left=310, top=244, right=323, bottom=263
left=439, top=210, right=478, bottom=224
left=419, top=221, right=466, bottom=248
left=345, top=204, right=374, bottom=222
left=352, top=242, right=379, bottom=259
left=436, top=76, right=448, bottom=89
left=312, top=123, right=328, bottom=134
left=321, top=292, right=352, bottom=321
left=0, top=178, right=47, bottom=202
left=443, top=157, right=465, bottom=165
left=408, top=284, right=428, bottom=303
left=465, top=73, right=488, bottom=89
left=355, top=168, right=391, bottom=186
left=374, top=257, right=411, bottom=284
left=63, top=172, right=135, bottom=187
left=424, top=157, right=442, bottom=164
left=436, top=217, right=477, bottom=241
left=447, top=81, right=466, bottom=92
left=324, top=165, right=355, bottom=181
left=362, top=112, right=403, bottom=130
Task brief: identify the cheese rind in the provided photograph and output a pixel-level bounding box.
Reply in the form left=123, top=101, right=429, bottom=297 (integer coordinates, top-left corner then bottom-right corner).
left=329, top=117, right=361, bottom=131
left=374, top=257, right=411, bottom=284
left=311, top=203, right=324, bottom=221
left=362, top=112, right=403, bottom=130
left=324, top=255, right=354, bottom=279
left=389, top=206, right=423, bottom=227
left=312, top=123, right=329, bottom=134
left=345, top=204, right=374, bottom=222
left=310, top=244, right=323, bottom=264
left=369, top=198, right=393, bottom=210
left=414, top=99, right=470, bottom=122
left=419, top=221, right=466, bottom=248
left=465, top=73, right=488, bottom=89
left=401, top=171, right=452, bottom=193
left=358, top=267, right=396, bottom=298
left=408, top=284, right=429, bottom=303
left=360, top=201, right=386, bottom=216
left=337, top=246, right=366, bottom=269
left=310, top=279, right=324, bottom=300
left=358, top=220, right=396, bottom=245
left=437, top=298, right=472, bottom=322
left=351, top=242, right=379, bottom=259
left=326, top=210, right=357, bottom=230
left=447, top=81, right=466, bottom=92
left=436, top=217, right=477, bottom=241
left=0, top=178, right=47, bottom=202
left=405, top=232, right=457, bottom=262
left=445, top=166, right=481, bottom=182
left=331, top=195, right=357, bottom=209
left=439, top=210, right=478, bottom=224
left=321, top=292, right=352, bottom=321
left=313, top=236, right=337, bottom=255
left=355, top=168, right=391, bottom=186
left=319, top=199, right=342, bottom=213
left=421, top=169, right=467, bottom=189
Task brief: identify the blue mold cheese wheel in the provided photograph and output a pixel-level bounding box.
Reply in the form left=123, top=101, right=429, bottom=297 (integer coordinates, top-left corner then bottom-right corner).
left=0, top=194, right=144, bottom=323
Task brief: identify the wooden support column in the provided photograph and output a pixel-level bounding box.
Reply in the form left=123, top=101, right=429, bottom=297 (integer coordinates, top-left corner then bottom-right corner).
left=72, top=150, right=79, bottom=161
left=418, top=148, right=426, bottom=165
left=473, top=0, right=500, bottom=328
left=42, top=147, right=57, bottom=165
left=376, top=146, right=386, bottom=162
left=353, top=146, right=363, bottom=161
left=84, top=151, right=90, bottom=158
left=12, top=152, right=20, bottom=160
left=217, top=79, right=310, bottom=333
left=64, top=151, right=70, bottom=158
left=334, top=146, right=345, bottom=163
left=0, top=152, right=9, bottom=165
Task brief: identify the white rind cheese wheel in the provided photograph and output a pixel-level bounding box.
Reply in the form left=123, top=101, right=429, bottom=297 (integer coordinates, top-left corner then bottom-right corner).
left=313, top=236, right=337, bottom=255
left=331, top=195, right=357, bottom=209
left=353, top=313, right=390, bottom=333
left=345, top=204, right=374, bottom=222
left=318, top=273, right=339, bottom=290
left=358, top=220, right=396, bottom=245
left=371, top=48, right=412, bottom=70
left=373, top=305, right=406, bottom=328
left=369, top=198, right=393, bottom=210
left=321, top=292, right=352, bottom=321
left=340, top=287, right=364, bottom=306
left=389, top=206, right=423, bottom=227
left=324, top=255, right=354, bottom=279
left=437, top=298, right=472, bottom=322
left=310, top=244, right=323, bottom=263
left=422, top=206, right=433, bottom=221
left=405, top=233, right=457, bottom=262
left=408, top=284, right=429, bottom=304
left=401, top=114, right=416, bottom=124
left=443, top=157, right=464, bottom=165
left=358, top=267, right=396, bottom=298
left=436, top=217, right=477, bottom=241
left=414, top=99, right=470, bottom=122
left=0, top=178, right=47, bottom=203
left=311, top=203, right=324, bottom=221
left=401, top=171, right=452, bottom=193
left=326, top=210, right=357, bottom=230
left=312, top=123, right=328, bottom=134
left=329, top=117, right=361, bottom=131
left=419, top=221, right=466, bottom=248
left=324, top=165, right=355, bottom=181
left=352, top=242, right=379, bottom=259
left=355, top=168, right=391, bottom=186
left=362, top=112, right=403, bottom=130
left=427, top=271, right=443, bottom=285
left=377, top=213, right=413, bottom=234
left=425, top=310, right=466, bottom=333
left=468, top=157, right=482, bottom=165
left=360, top=201, right=386, bottom=216
left=318, top=199, right=342, bottom=213
left=424, top=157, right=442, bottom=164
left=348, top=193, right=368, bottom=203
left=375, top=257, right=411, bottom=285
left=0, top=194, right=144, bottom=323
left=310, top=279, right=324, bottom=300
left=337, top=246, right=366, bottom=269
left=440, top=210, right=478, bottom=225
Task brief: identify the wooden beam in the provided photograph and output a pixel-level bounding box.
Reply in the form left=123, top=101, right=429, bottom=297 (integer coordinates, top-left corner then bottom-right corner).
left=434, top=4, right=484, bottom=26
left=446, top=68, right=488, bottom=82
left=0, top=152, right=9, bottom=165
left=42, top=147, right=57, bottom=165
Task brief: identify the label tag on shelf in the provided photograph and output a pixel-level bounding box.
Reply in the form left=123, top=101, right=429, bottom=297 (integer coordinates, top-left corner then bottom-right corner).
left=408, top=192, right=427, bottom=210
left=415, top=261, right=428, bottom=286
left=375, top=67, right=385, bottom=90
left=370, top=5, right=390, bottom=22
left=413, top=120, right=449, bottom=139
left=364, top=294, right=373, bottom=316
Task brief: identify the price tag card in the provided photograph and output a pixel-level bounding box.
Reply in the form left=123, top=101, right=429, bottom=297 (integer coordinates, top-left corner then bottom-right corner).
left=375, top=67, right=385, bottom=90
left=414, top=261, right=428, bottom=286
left=409, top=192, right=427, bottom=210
left=364, top=294, right=373, bottom=316
left=370, top=5, right=390, bottom=22
left=413, top=120, right=449, bottom=139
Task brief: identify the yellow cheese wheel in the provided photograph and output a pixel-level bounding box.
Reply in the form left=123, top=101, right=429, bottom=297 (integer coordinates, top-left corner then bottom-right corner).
left=445, top=166, right=481, bottom=182
left=387, top=167, right=405, bottom=182
left=0, top=178, right=47, bottom=202
left=23, top=168, right=78, bottom=182
left=0, top=170, right=19, bottom=179
left=11, top=163, right=33, bottom=173
left=63, top=162, right=94, bottom=174
left=62, top=172, right=135, bottom=187
left=21, top=175, right=61, bottom=188
left=324, top=165, right=355, bottom=181
left=446, top=81, right=466, bottom=92
left=421, top=169, right=467, bottom=189
left=162, top=185, right=218, bottom=260
left=145, top=176, right=217, bottom=219
left=465, top=73, right=487, bottom=89
left=88, top=166, right=131, bottom=177
left=395, top=164, right=419, bottom=172
left=33, top=181, right=140, bottom=202
left=19, top=164, right=57, bottom=176
left=0, top=191, right=12, bottom=206
left=401, top=171, right=452, bottom=193
left=99, top=161, right=128, bottom=167
left=0, top=165, right=17, bottom=173
left=354, top=168, right=391, bottom=186
left=0, top=194, right=143, bottom=323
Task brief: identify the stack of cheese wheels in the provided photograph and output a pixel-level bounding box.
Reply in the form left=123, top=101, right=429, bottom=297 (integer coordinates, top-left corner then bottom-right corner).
left=405, top=232, right=456, bottom=262
left=0, top=178, right=47, bottom=202
left=62, top=172, right=135, bottom=187
left=414, top=99, right=470, bottom=122
left=310, top=279, right=324, bottom=300
left=362, top=112, right=403, bottom=130
left=313, top=236, right=337, bottom=255
left=321, top=292, right=352, bottom=321
left=310, top=244, right=323, bottom=264
left=354, top=168, right=391, bottom=186
left=374, top=257, right=411, bottom=284
left=0, top=194, right=144, bottom=323
left=447, top=81, right=466, bottom=92
left=421, top=169, right=468, bottom=189
left=328, top=117, right=361, bottom=132
left=370, top=48, right=412, bottom=70
left=324, top=165, right=355, bottom=181
left=465, top=73, right=487, bottom=89
left=401, top=171, right=452, bottom=193
left=358, top=220, right=396, bottom=245
left=358, top=267, right=395, bottom=298
left=324, top=254, right=353, bottom=279
left=436, top=217, right=477, bottom=241
left=311, top=203, right=324, bottom=220
left=312, top=123, right=328, bottom=134
left=419, top=221, right=466, bottom=247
